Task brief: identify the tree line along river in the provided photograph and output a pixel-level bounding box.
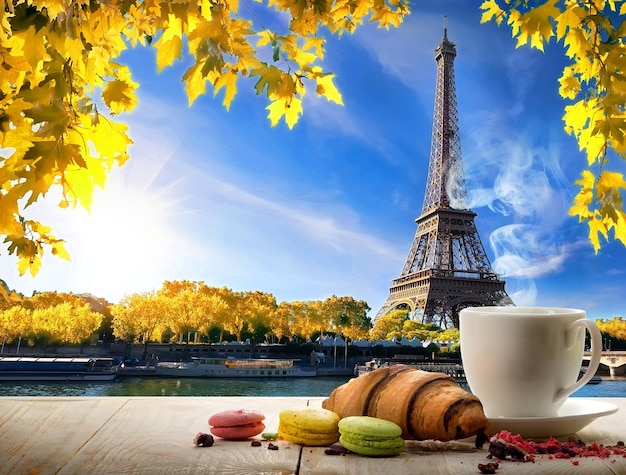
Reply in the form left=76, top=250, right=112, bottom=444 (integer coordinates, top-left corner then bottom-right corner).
left=0, top=376, right=624, bottom=398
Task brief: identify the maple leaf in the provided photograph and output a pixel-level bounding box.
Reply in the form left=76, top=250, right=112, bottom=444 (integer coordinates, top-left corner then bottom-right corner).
left=569, top=170, right=595, bottom=219
left=24, top=101, right=70, bottom=138
left=266, top=95, right=303, bottom=129
left=182, top=62, right=208, bottom=105
left=554, top=4, right=583, bottom=41
left=588, top=215, right=608, bottom=254
left=558, top=69, right=580, bottom=100
left=614, top=211, right=626, bottom=246
left=214, top=69, right=238, bottom=110
left=102, top=67, right=139, bottom=114
left=314, top=71, right=343, bottom=105
left=508, top=0, right=559, bottom=50
left=0, top=198, right=22, bottom=235
left=50, top=240, right=70, bottom=261
left=252, top=65, right=286, bottom=96
left=154, top=14, right=183, bottom=71
left=371, top=8, right=404, bottom=29
left=596, top=171, right=626, bottom=202
left=480, top=0, right=505, bottom=25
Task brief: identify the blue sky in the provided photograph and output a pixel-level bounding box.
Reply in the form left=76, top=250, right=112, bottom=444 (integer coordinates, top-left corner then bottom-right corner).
left=2, top=2, right=626, bottom=322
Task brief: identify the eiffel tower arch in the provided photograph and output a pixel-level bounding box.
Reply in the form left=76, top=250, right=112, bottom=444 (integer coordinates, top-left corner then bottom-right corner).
left=375, top=27, right=514, bottom=329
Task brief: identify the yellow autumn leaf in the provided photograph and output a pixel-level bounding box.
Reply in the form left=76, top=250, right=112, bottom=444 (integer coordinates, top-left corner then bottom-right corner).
left=102, top=73, right=139, bottom=114
left=558, top=69, right=580, bottom=100
left=303, top=37, right=325, bottom=60
left=614, top=210, right=626, bottom=246
left=252, top=65, right=288, bottom=96
left=370, top=8, right=404, bottom=29
left=596, top=171, right=626, bottom=197
left=50, top=240, right=71, bottom=261
left=315, top=73, right=343, bottom=105
left=214, top=69, right=238, bottom=110
left=569, top=170, right=594, bottom=218
left=588, top=214, right=608, bottom=254
left=154, top=14, right=183, bottom=71
left=554, top=4, right=583, bottom=41
left=266, top=96, right=303, bottom=129
left=182, top=61, right=208, bottom=105
left=479, top=0, right=505, bottom=25
left=257, top=31, right=274, bottom=48
left=284, top=97, right=303, bottom=129
left=563, top=99, right=599, bottom=141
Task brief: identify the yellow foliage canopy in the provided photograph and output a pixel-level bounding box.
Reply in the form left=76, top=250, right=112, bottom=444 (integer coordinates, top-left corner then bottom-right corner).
left=480, top=0, right=626, bottom=252
left=0, top=0, right=409, bottom=281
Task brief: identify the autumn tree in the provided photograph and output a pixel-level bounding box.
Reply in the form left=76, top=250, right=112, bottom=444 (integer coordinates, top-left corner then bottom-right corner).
left=369, top=309, right=408, bottom=341
left=53, top=302, right=103, bottom=349
left=203, top=286, right=235, bottom=342
left=161, top=288, right=207, bottom=343
left=324, top=295, right=371, bottom=341
left=433, top=328, right=460, bottom=344
left=402, top=320, right=440, bottom=342
left=114, top=292, right=167, bottom=359
left=0, top=0, right=409, bottom=285
left=30, top=305, right=60, bottom=347
left=290, top=300, right=321, bottom=341
left=26, top=291, right=89, bottom=310
left=110, top=301, right=140, bottom=351
left=0, top=282, right=24, bottom=311
left=481, top=0, right=626, bottom=251
left=240, top=290, right=276, bottom=341
left=155, top=280, right=230, bottom=343
left=271, top=301, right=295, bottom=343
left=0, top=305, right=31, bottom=353
left=222, top=292, right=260, bottom=341
left=597, top=316, right=626, bottom=341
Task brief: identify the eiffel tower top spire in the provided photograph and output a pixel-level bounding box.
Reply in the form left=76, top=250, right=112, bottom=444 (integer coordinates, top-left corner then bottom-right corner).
left=422, top=21, right=469, bottom=215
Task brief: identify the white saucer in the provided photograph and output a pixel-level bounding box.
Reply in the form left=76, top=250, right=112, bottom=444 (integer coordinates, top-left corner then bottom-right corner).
left=486, top=398, right=618, bottom=438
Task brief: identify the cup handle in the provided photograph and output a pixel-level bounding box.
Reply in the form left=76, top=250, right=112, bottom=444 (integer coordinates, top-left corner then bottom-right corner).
left=554, top=319, right=602, bottom=403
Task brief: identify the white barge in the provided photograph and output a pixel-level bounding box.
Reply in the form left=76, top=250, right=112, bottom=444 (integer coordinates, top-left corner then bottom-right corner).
left=155, top=357, right=317, bottom=378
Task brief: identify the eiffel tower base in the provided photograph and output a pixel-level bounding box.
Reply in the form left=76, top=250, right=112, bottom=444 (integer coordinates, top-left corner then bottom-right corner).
left=376, top=275, right=513, bottom=329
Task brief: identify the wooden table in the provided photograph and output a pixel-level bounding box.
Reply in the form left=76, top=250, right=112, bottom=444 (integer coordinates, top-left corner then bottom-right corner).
left=0, top=396, right=624, bottom=474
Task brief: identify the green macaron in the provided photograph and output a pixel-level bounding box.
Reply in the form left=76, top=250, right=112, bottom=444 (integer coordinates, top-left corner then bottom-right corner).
left=338, top=416, right=404, bottom=457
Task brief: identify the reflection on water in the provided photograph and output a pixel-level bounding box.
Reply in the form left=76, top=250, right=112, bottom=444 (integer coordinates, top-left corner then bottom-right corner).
left=0, top=376, right=353, bottom=397
left=0, top=376, right=623, bottom=398
left=573, top=377, right=626, bottom=398
left=459, top=377, right=625, bottom=398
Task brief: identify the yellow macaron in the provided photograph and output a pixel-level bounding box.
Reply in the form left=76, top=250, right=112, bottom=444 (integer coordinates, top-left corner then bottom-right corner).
left=278, top=407, right=340, bottom=446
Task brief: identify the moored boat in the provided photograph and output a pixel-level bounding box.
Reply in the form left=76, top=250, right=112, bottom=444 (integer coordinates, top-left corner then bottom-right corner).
left=355, top=358, right=467, bottom=383
left=0, top=356, right=118, bottom=381
left=155, top=357, right=317, bottom=378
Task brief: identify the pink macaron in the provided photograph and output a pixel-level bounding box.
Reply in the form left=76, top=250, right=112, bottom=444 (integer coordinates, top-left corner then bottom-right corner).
left=208, top=409, right=266, bottom=440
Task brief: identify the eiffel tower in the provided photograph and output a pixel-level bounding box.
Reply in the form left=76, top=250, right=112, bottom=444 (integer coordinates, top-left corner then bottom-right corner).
left=375, top=27, right=514, bottom=329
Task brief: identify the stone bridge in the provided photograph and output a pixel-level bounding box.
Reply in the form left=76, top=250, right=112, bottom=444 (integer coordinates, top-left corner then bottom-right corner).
left=584, top=351, right=626, bottom=377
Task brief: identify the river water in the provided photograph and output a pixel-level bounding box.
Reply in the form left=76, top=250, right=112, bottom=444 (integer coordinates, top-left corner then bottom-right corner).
left=0, top=376, right=624, bottom=398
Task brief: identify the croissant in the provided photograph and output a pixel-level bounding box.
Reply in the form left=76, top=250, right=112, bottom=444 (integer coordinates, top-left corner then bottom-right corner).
left=322, top=364, right=488, bottom=441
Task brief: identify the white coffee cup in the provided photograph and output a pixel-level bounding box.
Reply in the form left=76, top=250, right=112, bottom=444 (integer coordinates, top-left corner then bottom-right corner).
left=459, top=306, right=602, bottom=418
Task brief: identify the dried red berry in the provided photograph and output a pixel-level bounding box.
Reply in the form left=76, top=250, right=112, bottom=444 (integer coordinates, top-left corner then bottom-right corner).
left=477, top=462, right=499, bottom=474
left=325, top=442, right=348, bottom=455
left=193, top=432, right=214, bottom=447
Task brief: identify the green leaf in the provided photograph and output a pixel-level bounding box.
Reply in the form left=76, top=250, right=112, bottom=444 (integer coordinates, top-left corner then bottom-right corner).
left=271, top=39, right=280, bottom=62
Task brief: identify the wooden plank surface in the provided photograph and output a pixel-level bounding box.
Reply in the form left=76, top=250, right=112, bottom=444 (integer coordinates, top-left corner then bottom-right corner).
left=0, top=397, right=624, bottom=474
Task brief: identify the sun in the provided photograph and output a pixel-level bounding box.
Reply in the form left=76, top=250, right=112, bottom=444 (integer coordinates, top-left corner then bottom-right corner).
left=62, top=162, right=187, bottom=301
